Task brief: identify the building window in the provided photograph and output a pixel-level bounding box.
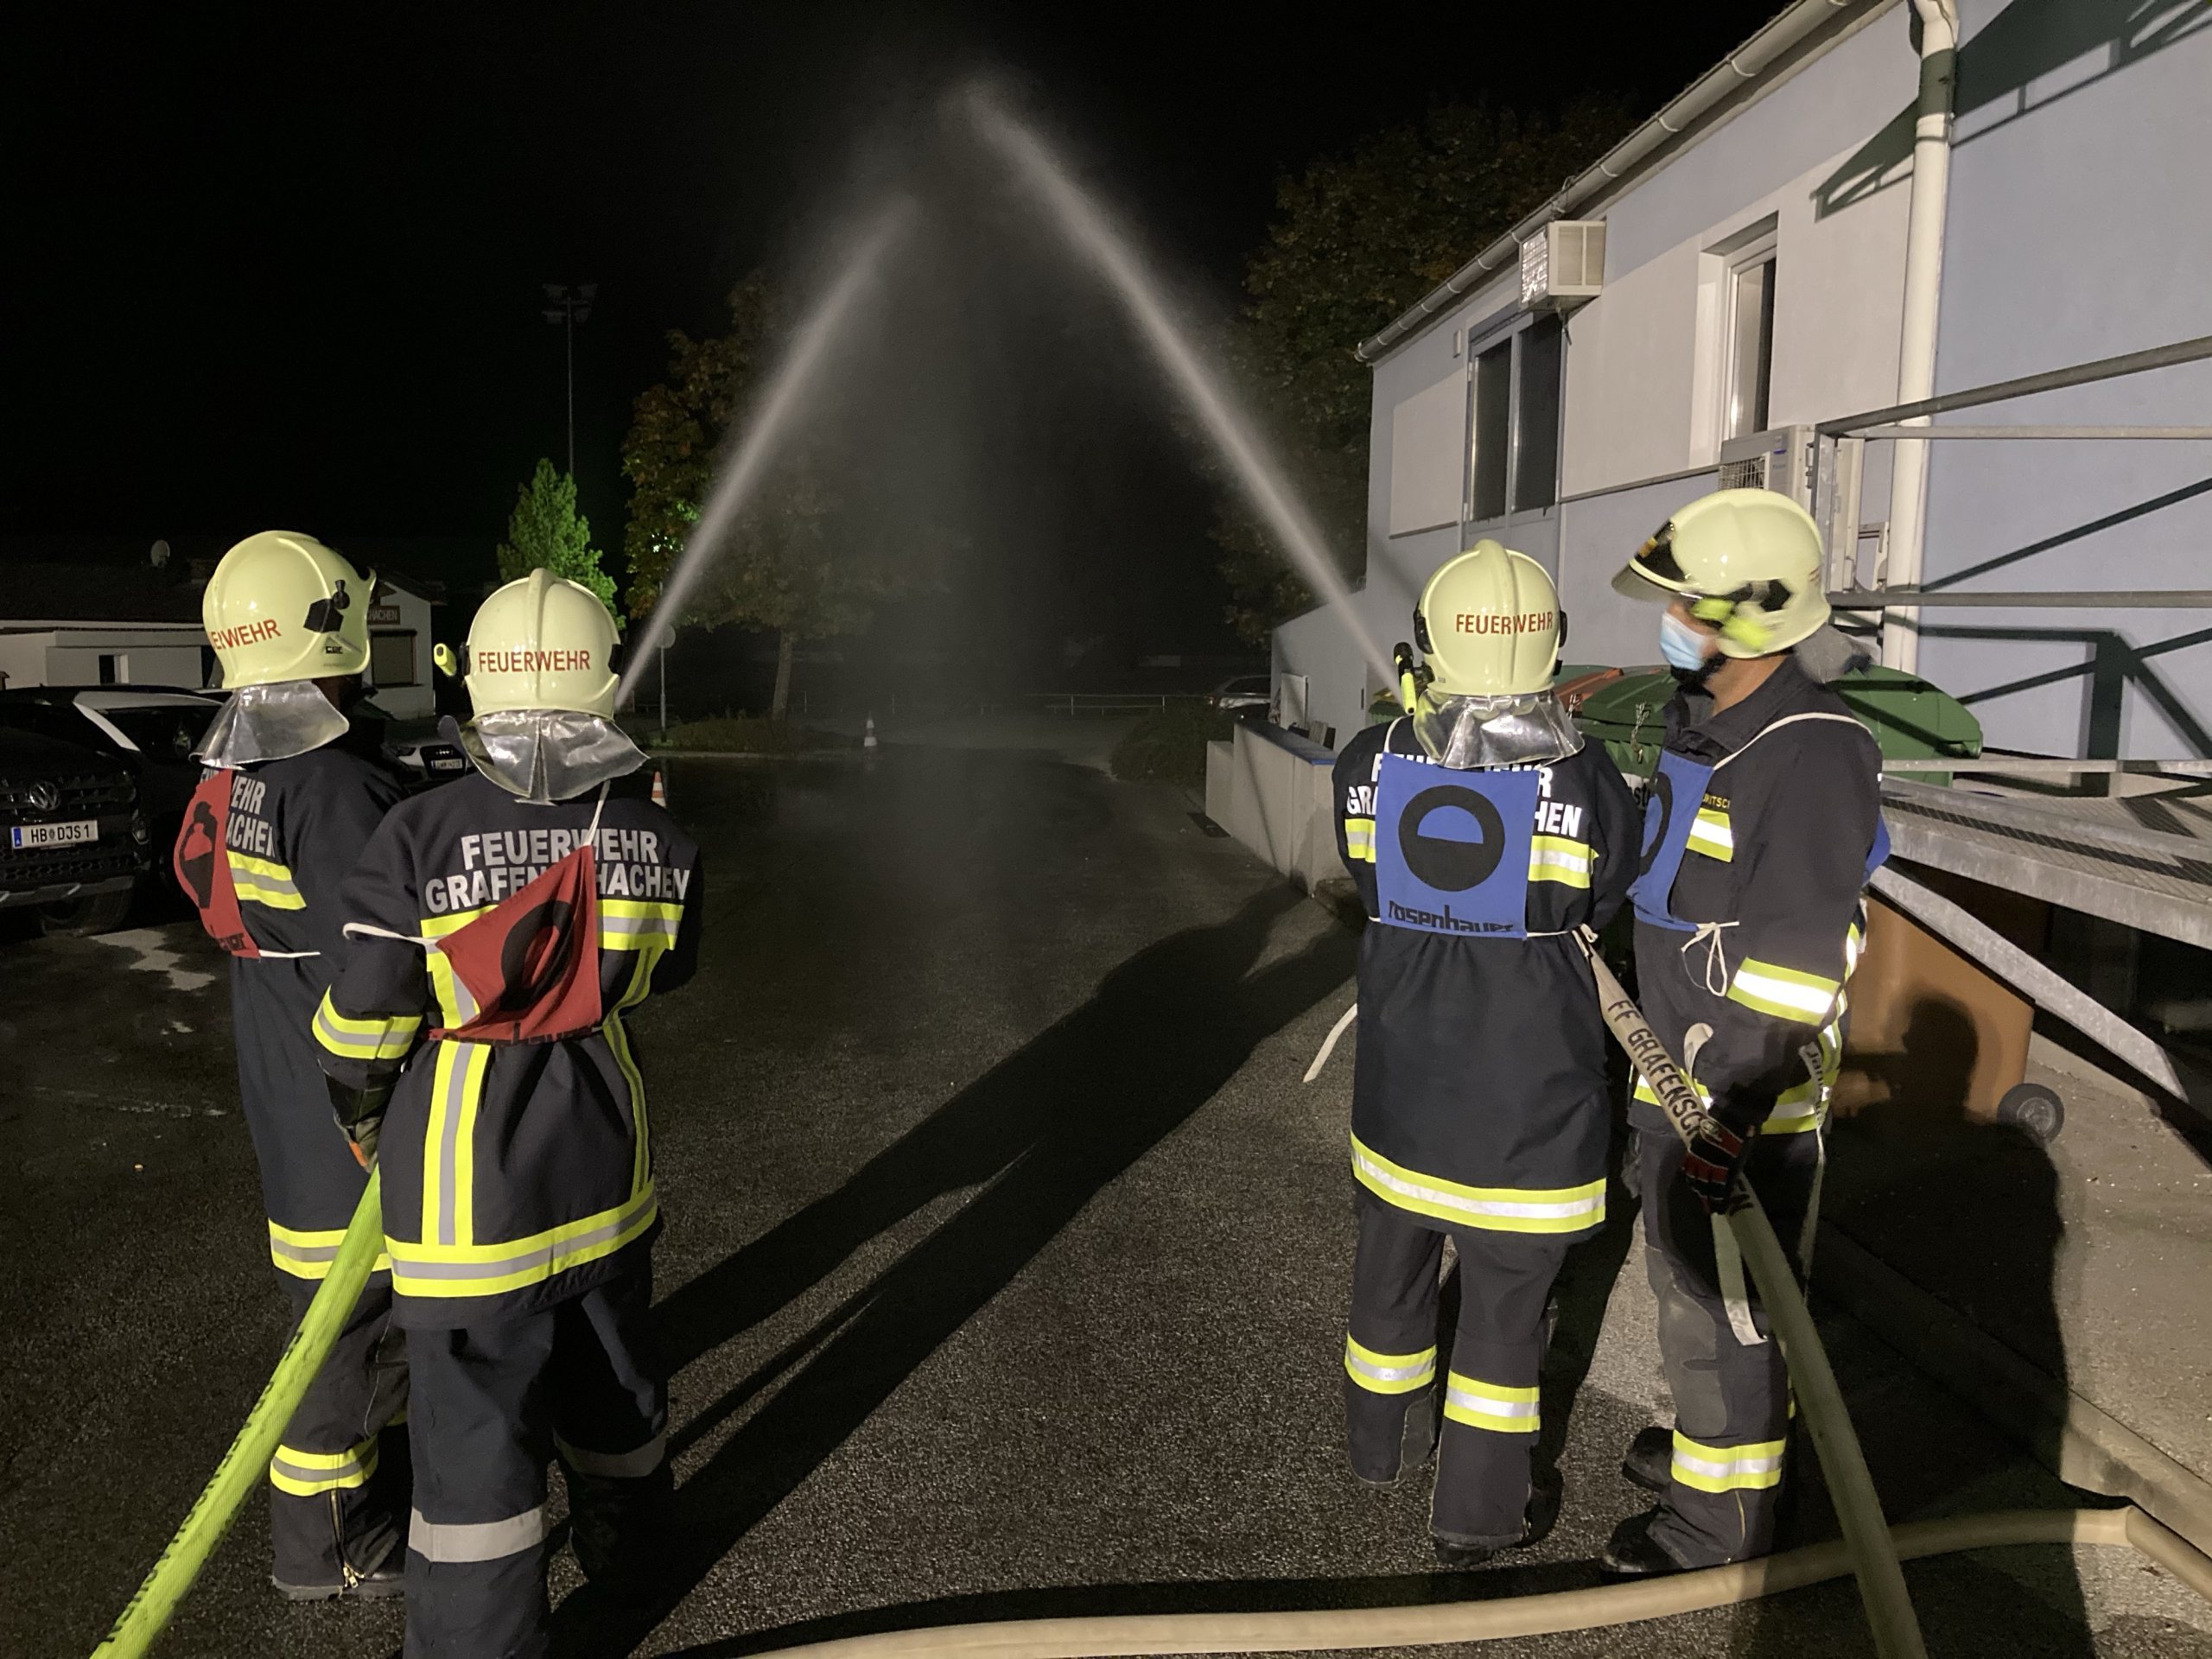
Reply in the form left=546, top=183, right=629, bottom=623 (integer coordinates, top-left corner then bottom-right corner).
left=1512, top=315, right=1564, bottom=512
left=1722, top=232, right=1777, bottom=441
left=371, top=631, right=418, bottom=688
left=98, top=653, right=125, bottom=685
left=1467, top=339, right=1513, bottom=524
left=1465, top=316, right=1567, bottom=527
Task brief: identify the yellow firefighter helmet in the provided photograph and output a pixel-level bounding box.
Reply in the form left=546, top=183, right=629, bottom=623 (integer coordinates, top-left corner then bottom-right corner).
left=1612, top=488, right=1831, bottom=658
left=1413, top=539, right=1562, bottom=696
left=201, top=531, right=374, bottom=689
left=447, top=569, right=622, bottom=718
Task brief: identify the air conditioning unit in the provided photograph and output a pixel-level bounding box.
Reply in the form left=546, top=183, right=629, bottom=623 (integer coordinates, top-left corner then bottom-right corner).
left=1519, top=221, right=1605, bottom=309
left=1718, top=424, right=1815, bottom=511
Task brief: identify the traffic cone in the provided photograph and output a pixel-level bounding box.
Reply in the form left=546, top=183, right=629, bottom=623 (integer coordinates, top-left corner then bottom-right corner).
left=651, top=770, right=668, bottom=809
left=864, top=715, right=878, bottom=751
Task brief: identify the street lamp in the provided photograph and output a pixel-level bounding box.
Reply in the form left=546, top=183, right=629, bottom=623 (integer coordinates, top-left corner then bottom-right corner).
left=541, top=283, right=597, bottom=478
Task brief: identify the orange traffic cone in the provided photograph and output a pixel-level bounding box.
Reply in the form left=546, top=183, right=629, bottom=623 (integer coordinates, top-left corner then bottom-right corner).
left=651, top=769, right=668, bottom=809
left=864, top=715, right=878, bottom=751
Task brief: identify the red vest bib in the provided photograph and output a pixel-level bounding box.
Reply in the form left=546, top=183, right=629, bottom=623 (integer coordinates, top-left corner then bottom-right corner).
left=430, top=836, right=604, bottom=1045
left=173, top=771, right=262, bottom=958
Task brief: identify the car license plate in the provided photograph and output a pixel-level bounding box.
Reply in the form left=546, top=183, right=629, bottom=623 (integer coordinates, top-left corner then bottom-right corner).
left=10, top=818, right=97, bottom=850
left=430, top=755, right=466, bottom=772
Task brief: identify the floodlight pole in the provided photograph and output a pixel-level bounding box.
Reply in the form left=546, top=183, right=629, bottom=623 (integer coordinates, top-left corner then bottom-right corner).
left=541, top=283, right=597, bottom=480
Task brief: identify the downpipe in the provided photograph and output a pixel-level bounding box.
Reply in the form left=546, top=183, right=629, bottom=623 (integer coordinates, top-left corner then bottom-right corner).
left=1879, top=0, right=1960, bottom=675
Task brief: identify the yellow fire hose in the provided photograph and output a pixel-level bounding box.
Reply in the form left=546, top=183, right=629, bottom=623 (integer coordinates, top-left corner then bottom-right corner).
left=91, top=1172, right=386, bottom=1659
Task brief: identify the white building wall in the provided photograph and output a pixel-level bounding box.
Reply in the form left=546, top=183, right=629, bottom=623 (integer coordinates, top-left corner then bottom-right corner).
left=1286, top=0, right=2212, bottom=764
left=1913, top=0, right=2212, bottom=756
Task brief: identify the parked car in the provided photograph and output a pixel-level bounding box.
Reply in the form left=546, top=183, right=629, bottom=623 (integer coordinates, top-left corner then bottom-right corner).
left=0, top=687, right=219, bottom=855
left=0, top=720, right=149, bottom=935
left=366, top=702, right=470, bottom=791
left=1207, top=674, right=1272, bottom=718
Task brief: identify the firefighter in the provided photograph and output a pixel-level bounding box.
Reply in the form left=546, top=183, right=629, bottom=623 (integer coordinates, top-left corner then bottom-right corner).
left=174, top=531, right=410, bottom=1599
left=315, top=569, right=701, bottom=1658
left=1330, top=540, right=1637, bottom=1567
left=1599, top=489, right=1885, bottom=1576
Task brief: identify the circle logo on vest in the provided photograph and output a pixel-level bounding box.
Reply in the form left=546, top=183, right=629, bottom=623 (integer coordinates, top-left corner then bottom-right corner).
left=499, top=898, right=578, bottom=1010
left=1397, top=785, right=1507, bottom=892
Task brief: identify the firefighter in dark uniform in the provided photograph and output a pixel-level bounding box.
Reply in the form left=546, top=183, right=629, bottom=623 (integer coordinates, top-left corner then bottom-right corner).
left=173, top=530, right=410, bottom=1599
left=316, top=569, right=702, bottom=1659
left=1330, top=540, right=1637, bottom=1567
left=1599, top=489, right=1885, bottom=1576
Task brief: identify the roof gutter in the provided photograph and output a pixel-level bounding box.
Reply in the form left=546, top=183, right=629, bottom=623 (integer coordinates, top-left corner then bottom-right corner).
left=1356, top=0, right=1873, bottom=364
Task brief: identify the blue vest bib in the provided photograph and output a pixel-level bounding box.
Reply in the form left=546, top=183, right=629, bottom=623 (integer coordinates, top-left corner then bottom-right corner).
left=1626, top=713, right=1891, bottom=931
left=1372, top=751, right=1538, bottom=939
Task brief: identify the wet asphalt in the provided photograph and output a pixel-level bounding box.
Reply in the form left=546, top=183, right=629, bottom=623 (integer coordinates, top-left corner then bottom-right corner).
left=3, top=741, right=2208, bottom=1659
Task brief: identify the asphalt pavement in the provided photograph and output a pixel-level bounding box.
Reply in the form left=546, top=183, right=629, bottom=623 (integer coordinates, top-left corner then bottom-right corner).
left=3, top=739, right=2208, bottom=1658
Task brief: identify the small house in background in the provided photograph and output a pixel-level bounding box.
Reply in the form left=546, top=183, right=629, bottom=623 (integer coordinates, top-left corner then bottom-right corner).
left=0, top=556, right=442, bottom=721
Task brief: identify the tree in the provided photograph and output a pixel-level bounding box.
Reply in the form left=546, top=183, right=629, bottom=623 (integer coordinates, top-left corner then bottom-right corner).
left=1215, top=98, right=1633, bottom=642
left=495, top=459, right=620, bottom=614
left=621, top=275, right=905, bottom=719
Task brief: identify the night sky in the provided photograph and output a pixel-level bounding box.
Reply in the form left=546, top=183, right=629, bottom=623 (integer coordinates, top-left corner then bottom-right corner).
left=4, top=2, right=1781, bottom=656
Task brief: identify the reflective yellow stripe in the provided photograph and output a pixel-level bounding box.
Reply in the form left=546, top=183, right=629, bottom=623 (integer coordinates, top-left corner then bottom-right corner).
left=1633, top=1074, right=1822, bottom=1135
left=1344, top=817, right=1376, bottom=863
left=313, top=989, right=422, bottom=1061
left=1671, top=1431, right=1785, bottom=1493
left=1350, top=1134, right=1605, bottom=1234
left=1687, top=807, right=1733, bottom=862
left=1442, top=1372, right=1541, bottom=1433
left=1727, top=957, right=1841, bottom=1024
left=267, top=1219, right=391, bottom=1280
left=270, top=1436, right=378, bottom=1497
left=1528, top=835, right=1592, bottom=888
left=226, top=851, right=296, bottom=883
left=386, top=1186, right=658, bottom=1300
left=1344, top=1335, right=1436, bottom=1395
left=419, top=906, right=491, bottom=940
left=601, top=899, right=681, bottom=951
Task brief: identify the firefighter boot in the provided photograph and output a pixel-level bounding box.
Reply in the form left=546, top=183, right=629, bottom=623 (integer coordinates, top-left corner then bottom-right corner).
left=1345, top=1376, right=1438, bottom=1487
left=1433, top=1465, right=1562, bottom=1570
left=1622, top=1425, right=1672, bottom=1492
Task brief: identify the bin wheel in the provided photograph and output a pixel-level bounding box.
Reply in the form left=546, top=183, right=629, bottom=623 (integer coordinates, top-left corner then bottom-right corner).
left=1997, top=1082, right=2066, bottom=1145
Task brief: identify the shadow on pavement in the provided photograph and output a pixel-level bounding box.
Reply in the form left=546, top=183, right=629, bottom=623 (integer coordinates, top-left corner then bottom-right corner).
left=551, top=883, right=1355, bottom=1656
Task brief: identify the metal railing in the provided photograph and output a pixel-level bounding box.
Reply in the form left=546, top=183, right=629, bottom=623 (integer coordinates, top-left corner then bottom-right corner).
left=1813, top=330, right=2212, bottom=629
left=1027, top=692, right=1208, bottom=716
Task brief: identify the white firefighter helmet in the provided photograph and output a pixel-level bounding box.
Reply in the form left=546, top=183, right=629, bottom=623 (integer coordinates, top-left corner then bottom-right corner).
left=449, top=569, right=622, bottom=718
left=1612, top=488, right=1830, bottom=658
left=201, top=531, right=374, bottom=689
left=1413, top=539, right=1562, bottom=696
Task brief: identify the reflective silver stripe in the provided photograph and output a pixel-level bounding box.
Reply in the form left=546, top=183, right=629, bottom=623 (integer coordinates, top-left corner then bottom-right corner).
left=556, top=1428, right=666, bottom=1480
left=269, top=1236, right=340, bottom=1268
left=436, top=1044, right=474, bottom=1246
left=395, top=1192, right=656, bottom=1281
left=1344, top=1351, right=1433, bottom=1387
left=1443, top=1381, right=1540, bottom=1427
left=408, top=1505, right=546, bottom=1563
left=1351, top=1147, right=1605, bottom=1224
left=600, top=912, right=677, bottom=935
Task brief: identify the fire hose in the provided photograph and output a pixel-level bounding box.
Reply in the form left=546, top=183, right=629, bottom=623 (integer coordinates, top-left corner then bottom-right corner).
left=1567, top=927, right=1925, bottom=1657
left=90, top=1172, right=387, bottom=1659
left=90, top=963, right=2212, bottom=1656
left=1299, top=934, right=1924, bottom=1656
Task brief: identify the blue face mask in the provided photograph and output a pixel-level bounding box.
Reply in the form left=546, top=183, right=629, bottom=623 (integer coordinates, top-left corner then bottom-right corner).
left=1659, top=609, right=1713, bottom=673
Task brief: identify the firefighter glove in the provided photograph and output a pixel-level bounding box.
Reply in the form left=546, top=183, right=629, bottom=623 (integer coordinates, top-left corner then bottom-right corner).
left=327, top=1076, right=394, bottom=1170
left=1681, top=1116, right=1747, bottom=1213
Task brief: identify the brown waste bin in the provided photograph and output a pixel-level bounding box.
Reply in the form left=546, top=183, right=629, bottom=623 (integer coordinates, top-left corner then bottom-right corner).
left=1834, top=880, right=2045, bottom=1125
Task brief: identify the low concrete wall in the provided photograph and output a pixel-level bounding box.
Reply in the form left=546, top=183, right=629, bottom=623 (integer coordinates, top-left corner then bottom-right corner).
left=1205, top=721, right=1338, bottom=892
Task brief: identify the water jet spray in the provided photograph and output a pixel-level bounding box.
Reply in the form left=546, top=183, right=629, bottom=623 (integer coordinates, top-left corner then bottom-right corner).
left=619, top=200, right=917, bottom=704
left=959, top=86, right=1395, bottom=691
